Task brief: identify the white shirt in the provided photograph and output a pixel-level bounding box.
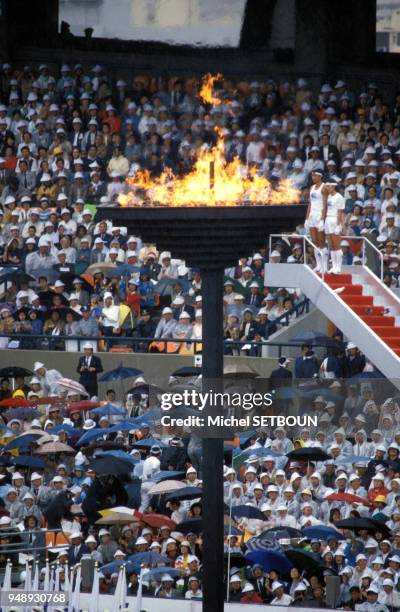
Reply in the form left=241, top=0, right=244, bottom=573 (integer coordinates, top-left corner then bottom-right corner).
left=326, top=192, right=345, bottom=218
left=309, top=183, right=324, bottom=215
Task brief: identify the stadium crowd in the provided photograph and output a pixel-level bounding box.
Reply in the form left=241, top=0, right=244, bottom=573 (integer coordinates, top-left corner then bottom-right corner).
left=0, top=360, right=399, bottom=610
left=0, top=65, right=399, bottom=354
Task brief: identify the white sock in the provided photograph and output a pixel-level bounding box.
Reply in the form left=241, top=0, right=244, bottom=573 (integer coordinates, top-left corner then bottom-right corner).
left=314, top=249, right=322, bottom=270
left=322, top=247, right=329, bottom=272
left=336, top=249, right=343, bottom=272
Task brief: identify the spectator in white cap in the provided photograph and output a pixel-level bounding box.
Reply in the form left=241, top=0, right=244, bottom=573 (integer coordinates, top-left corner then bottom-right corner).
left=153, top=306, right=177, bottom=340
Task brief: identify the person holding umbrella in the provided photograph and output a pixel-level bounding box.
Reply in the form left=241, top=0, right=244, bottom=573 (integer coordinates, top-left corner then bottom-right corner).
left=77, top=343, right=103, bottom=398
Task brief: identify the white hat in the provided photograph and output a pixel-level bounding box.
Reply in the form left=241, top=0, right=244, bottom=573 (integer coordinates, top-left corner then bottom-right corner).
left=99, top=529, right=110, bottom=537
left=135, top=536, right=148, bottom=546
left=162, top=307, right=173, bottom=315
left=113, top=549, right=126, bottom=558
left=179, top=311, right=191, bottom=319
left=230, top=575, right=241, bottom=583
left=70, top=531, right=82, bottom=540
left=85, top=535, right=97, bottom=544
left=12, top=472, right=24, bottom=481
left=161, top=574, right=174, bottom=582
left=83, top=342, right=93, bottom=350
left=272, top=581, right=283, bottom=591
left=83, top=419, right=96, bottom=430
left=30, top=472, right=43, bottom=481
left=0, top=516, right=11, bottom=525
left=242, top=583, right=255, bottom=593
left=347, top=342, right=357, bottom=350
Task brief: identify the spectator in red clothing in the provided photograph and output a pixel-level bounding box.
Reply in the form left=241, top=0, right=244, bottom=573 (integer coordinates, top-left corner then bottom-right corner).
left=125, top=279, right=141, bottom=317
left=367, top=473, right=388, bottom=502
left=240, top=583, right=263, bottom=604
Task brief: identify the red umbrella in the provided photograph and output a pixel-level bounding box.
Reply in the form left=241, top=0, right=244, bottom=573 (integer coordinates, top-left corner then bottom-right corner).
left=326, top=492, right=369, bottom=505
left=64, top=401, right=101, bottom=413
left=141, top=514, right=176, bottom=530
left=0, top=397, right=32, bottom=408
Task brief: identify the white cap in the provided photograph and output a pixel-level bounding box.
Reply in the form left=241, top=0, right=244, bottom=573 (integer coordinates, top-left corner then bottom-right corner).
left=162, top=307, right=173, bottom=315
left=242, top=583, right=255, bottom=593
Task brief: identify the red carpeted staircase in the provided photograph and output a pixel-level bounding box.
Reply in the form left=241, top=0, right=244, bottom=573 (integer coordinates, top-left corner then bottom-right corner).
left=323, top=273, right=400, bottom=357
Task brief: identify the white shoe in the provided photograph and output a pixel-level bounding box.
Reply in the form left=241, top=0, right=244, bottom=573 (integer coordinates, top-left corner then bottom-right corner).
left=313, top=265, right=322, bottom=273
left=327, top=267, right=336, bottom=274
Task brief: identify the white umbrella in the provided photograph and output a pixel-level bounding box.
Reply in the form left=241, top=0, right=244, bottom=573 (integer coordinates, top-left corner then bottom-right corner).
left=148, top=479, right=187, bottom=495
left=57, top=378, right=89, bottom=397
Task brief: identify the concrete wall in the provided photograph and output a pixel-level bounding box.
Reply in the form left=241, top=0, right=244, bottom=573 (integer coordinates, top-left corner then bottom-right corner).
left=0, top=350, right=277, bottom=396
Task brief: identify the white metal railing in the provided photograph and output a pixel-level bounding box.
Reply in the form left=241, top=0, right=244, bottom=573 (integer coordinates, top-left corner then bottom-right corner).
left=268, top=234, right=385, bottom=281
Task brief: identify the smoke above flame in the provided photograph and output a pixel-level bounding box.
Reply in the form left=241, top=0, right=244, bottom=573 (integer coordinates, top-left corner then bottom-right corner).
left=118, top=74, right=300, bottom=208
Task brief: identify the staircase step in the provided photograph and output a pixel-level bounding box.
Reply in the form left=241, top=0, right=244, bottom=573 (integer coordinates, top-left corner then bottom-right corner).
left=381, top=338, right=400, bottom=348
left=360, top=315, right=395, bottom=326
left=351, top=306, right=385, bottom=316
left=342, top=296, right=374, bottom=306
left=323, top=273, right=353, bottom=284
left=371, top=326, right=400, bottom=337
left=328, top=283, right=363, bottom=295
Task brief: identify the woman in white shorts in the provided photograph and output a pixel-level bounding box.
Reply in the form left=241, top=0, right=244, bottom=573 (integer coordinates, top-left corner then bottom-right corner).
left=305, top=169, right=326, bottom=272
left=323, top=180, right=345, bottom=274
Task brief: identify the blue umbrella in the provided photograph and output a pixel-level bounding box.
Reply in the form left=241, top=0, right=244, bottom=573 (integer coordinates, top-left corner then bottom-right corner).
left=99, top=450, right=138, bottom=466
left=99, top=364, right=143, bottom=382
left=237, top=447, right=284, bottom=459
left=5, top=408, right=41, bottom=420
left=99, top=560, right=139, bottom=576
left=5, top=434, right=43, bottom=451
left=128, top=551, right=170, bottom=564
left=246, top=549, right=293, bottom=574
left=153, top=279, right=191, bottom=296
left=224, top=525, right=243, bottom=536
left=108, top=419, right=147, bottom=432
left=335, top=455, right=371, bottom=465
left=90, top=403, right=126, bottom=417
left=176, top=518, right=203, bottom=535
left=290, top=331, right=342, bottom=347
left=145, top=567, right=182, bottom=580
left=106, top=264, right=141, bottom=278
left=76, top=427, right=114, bottom=446
left=301, top=388, right=342, bottom=403
left=232, top=505, right=265, bottom=520
left=47, top=424, right=80, bottom=437
left=11, top=456, right=47, bottom=469
left=133, top=437, right=167, bottom=449
left=165, top=487, right=203, bottom=502
left=0, top=456, right=10, bottom=466
left=302, top=526, right=344, bottom=541
left=151, top=470, right=186, bottom=482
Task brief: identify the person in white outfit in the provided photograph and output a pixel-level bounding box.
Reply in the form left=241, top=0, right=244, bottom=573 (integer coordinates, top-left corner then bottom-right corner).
left=323, top=180, right=345, bottom=273
left=305, top=169, right=327, bottom=272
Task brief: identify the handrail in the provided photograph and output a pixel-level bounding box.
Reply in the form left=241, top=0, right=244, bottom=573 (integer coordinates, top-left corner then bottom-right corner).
left=269, top=233, right=326, bottom=280
left=269, top=233, right=385, bottom=281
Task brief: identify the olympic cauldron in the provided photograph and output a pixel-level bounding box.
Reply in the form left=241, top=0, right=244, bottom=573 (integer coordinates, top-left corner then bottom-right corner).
left=95, top=202, right=307, bottom=611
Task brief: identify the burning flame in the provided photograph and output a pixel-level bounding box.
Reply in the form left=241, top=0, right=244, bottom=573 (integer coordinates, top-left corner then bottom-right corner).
left=118, top=74, right=300, bottom=208
left=199, top=73, right=226, bottom=106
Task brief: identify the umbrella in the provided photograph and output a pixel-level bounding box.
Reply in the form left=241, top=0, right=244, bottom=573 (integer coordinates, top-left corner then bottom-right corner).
left=148, top=480, right=187, bottom=495
left=0, top=270, right=35, bottom=284
left=10, top=456, right=47, bottom=469
left=272, top=387, right=301, bottom=400
left=238, top=447, right=284, bottom=459
left=126, top=383, right=164, bottom=397
left=87, top=456, right=133, bottom=475
left=286, top=448, right=330, bottom=462
left=0, top=366, right=33, bottom=378
left=232, top=506, right=266, bottom=521
left=335, top=455, right=371, bottom=465
left=290, top=331, right=343, bottom=347
left=245, top=549, right=293, bottom=574
left=301, top=388, right=343, bottom=403
left=141, top=514, right=176, bottom=530
left=86, top=263, right=117, bottom=275
left=326, top=492, right=369, bottom=505
left=90, top=403, right=126, bottom=417
left=145, top=567, right=182, bottom=580
left=46, top=424, right=80, bottom=437
left=285, top=549, right=333, bottom=581
left=151, top=471, right=186, bottom=482
left=171, top=366, right=202, bottom=377
left=98, top=450, right=138, bottom=466
left=224, top=525, right=243, bottom=536
left=4, top=408, right=40, bottom=420
left=106, top=264, right=141, bottom=278
left=246, top=528, right=303, bottom=552
left=0, top=456, right=10, bottom=465
left=35, top=441, right=75, bottom=454
left=335, top=517, right=391, bottom=536
left=76, top=427, right=114, bottom=446
left=133, top=437, right=167, bottom=449
left=64, top=401, right=101, bottom=413
left=128, top=551, right=170, bottom=565
left=302, top=526, right=345, bottom=541
left=95, top=513, right=139, bottom=526
left=99, top=560, right=139, bottom=576
left=4, top=433, right=44, bottom=451
left=100, top=506, right=138, bottom=516
left=153, top=278, right=191, bottom=295
left=223, top=364, right=259, bottom=378
left=176, top=518, right=203, bottom=535
left=99, top=364, right=143, bottom=382
left=165, top=487, right=203, bottom=502
left=57, top=378, right=89, bottom=397
left=0, top=397, right=32, bottom=408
